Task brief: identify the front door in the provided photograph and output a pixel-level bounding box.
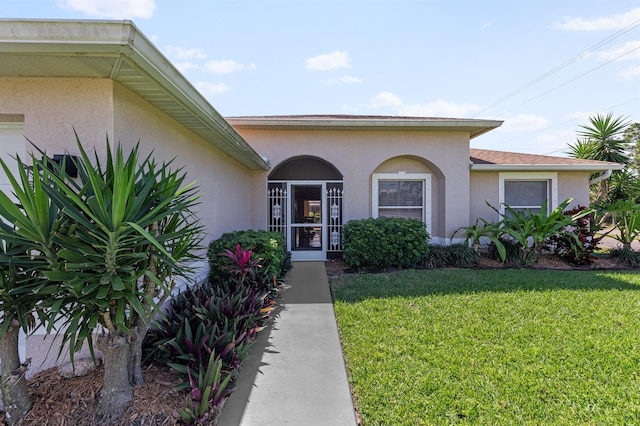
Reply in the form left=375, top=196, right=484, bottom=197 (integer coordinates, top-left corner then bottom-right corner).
left=290, top=183, right=325, bottom=261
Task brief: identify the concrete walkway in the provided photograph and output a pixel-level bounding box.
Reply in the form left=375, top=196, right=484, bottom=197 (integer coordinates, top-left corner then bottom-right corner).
left=218, top=261, right=358, bottom=426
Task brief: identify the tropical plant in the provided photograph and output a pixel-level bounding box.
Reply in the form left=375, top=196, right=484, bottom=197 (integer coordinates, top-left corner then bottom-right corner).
left=0, top=156, right=75, bottom=424
left=491, top=198, right=590, bottom=265
left=623, top=123, right=640, bottom=175
left=452, top=218, right=506, bottom=261
left=548, top=205, right=602, bottom=265
left=566, top=113, right=632, bottom=204
left=176, top=355, right=232, bottom=425
left=0, top=136, right=202, bottom=423
left=145, top=245, right=279, bottom=422
left=607, top=199, right=640, bottom=251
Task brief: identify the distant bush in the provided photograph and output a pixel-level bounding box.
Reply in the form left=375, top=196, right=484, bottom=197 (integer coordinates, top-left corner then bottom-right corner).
left=343, top=217, right=429, bottom=270
left=207, top=230, right=291, bottom=281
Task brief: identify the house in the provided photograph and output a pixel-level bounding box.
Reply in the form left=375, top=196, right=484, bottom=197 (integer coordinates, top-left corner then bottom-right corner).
left=0, top=19, right=623, bottom=373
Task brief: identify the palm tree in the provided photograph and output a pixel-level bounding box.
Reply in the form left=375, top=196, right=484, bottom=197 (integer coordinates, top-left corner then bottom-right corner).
left=567, top=113, right=631, bottom=204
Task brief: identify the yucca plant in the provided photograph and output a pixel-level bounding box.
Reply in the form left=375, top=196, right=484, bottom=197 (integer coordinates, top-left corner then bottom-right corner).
left=0, top=155, right=74, bottom=425
left=0, top=136, right=202, bottom=423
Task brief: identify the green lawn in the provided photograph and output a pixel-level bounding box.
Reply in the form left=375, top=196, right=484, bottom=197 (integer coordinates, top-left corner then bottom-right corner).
left=332, top=269, right=640, bottom=425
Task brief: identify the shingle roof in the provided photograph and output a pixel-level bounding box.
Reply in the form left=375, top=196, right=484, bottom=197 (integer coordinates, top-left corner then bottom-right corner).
left=470, top=148, right=624, bottom=171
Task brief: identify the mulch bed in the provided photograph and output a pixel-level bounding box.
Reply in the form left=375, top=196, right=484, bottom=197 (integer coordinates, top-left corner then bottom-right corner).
left=2, top=363, right=188, bottom=425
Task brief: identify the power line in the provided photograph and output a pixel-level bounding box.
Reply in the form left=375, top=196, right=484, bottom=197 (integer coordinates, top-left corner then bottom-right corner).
left=494, top=44, right=640, bottom=118
left=472, top=17, right=640, bottom=118
left=479, top=97, right=640, bottom=153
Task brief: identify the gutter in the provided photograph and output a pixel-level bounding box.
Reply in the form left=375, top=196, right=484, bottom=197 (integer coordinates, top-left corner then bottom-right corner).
left=589, top=169, right=612, bottom=185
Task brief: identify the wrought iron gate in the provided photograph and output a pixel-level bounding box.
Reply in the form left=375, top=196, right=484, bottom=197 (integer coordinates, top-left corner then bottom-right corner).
left=267, top=181, right=343, bottom=259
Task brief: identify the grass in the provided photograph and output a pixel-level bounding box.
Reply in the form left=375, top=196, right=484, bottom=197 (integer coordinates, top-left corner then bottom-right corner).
left=332, top=269, right=640, bottom=425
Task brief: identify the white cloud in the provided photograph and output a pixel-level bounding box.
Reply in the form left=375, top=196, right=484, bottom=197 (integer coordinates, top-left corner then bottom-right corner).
left=328, top=75, right=363, bottom=85
left=554, top=7, right=640, bottom=31
left=501, top=114, right=549, bottom=132
left=620, top=65, right=640, bottom=80
left=196, top=82, right=231, bottom=96
left=174, top=62, right=199, bottom=73
left=56, top=0, right=155, bottom=19
left=398, top=99, right=481, bottom=117
left=597, top=40, right=640, bottom=61
left=305, top=50, right=350, bottom=71
left=203, top=60, right=255, bottom=74
left=533, top=130, right=576, bottom=156
left=563, top=111, right=595, bottom=121
left=369, top=91, right=402, bottom=108
left=164, top=45, right=207, bottom=60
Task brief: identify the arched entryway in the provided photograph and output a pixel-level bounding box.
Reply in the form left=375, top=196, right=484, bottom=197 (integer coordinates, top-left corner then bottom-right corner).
left=267, top=156, right=343, bottom=261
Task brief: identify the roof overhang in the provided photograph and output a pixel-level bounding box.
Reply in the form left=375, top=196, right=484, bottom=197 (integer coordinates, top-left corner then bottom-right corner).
left=227, top=116, right=503, bottom=139
left=0, top=19, right=269, bottom=170
left=470, top=163, right=625, bottom=172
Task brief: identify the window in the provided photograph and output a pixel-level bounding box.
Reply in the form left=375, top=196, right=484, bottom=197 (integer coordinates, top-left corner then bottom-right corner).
left=0, top=121, right=25, bottom=203
left=372, top=173, right=431, bottom=231
left=499, top=172, right=557, bottom=215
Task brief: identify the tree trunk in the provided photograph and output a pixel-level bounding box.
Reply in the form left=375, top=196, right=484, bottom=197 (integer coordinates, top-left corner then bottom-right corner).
left=0, top=318, right=31, bottom=425
left=127, top=324, right=149, bottom=386
left=95, top=333, right=133, bottom=425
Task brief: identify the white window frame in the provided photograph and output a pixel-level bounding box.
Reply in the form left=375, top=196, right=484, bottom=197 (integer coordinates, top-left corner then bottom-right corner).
left=372, top=172, right=431, bottom=233
left=499, top=172, right=558, bottom=215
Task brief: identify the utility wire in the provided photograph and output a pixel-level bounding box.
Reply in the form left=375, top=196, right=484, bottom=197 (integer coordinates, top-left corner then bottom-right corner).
left=494, top=45, right=640, bottom=118
left=472, top=17, right=640, bottom=118
left=478, top=97, right=640, bottom=153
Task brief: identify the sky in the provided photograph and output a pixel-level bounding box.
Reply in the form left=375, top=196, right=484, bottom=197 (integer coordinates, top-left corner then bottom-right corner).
left=1, top=0, right=639, bottom=156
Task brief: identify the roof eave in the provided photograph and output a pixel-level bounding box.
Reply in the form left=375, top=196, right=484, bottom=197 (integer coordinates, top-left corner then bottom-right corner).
left=470, top=164, right=625, bottom=171
left=0, top=19, right=270, bottom=171
left=227, top=117, right=503, bottom=136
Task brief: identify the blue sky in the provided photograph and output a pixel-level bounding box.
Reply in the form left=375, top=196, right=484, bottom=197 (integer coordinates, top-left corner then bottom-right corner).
left=2, top=1, right=639, bottom=156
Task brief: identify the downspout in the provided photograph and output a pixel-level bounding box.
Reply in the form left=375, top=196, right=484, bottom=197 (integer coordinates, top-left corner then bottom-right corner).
left=589, top=169, right=612, bottom=185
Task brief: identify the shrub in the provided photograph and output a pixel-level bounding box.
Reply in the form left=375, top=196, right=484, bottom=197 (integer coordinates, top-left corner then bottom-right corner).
left=420, top=244, right=477, bottom=269
left=609, top=248, right=640, bottom=267
left=548, top=205, right=601, bottom=265
left=488, top=237, right=523, bottom=266
left=207, top=230, right=291, bottom=280
left=145, top=246, right=281, bottom=422
left=343, top=217, right=429, bottom=270
left=452, top=219, right=506, bottom=261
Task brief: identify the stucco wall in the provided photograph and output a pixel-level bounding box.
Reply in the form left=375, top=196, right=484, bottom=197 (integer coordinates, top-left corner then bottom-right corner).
left=238, top=127, right=471, bottom=242
left=558, top=171, right=591, bottom=208
left=470, top=170, right=594, bottom=224
left=111, top=82, right=253, bottom=243
left=469, top=171, right=501, bottom=223
left=0, top=77, right=114, bottom=155
left=1, top=77, right=256, bottom=377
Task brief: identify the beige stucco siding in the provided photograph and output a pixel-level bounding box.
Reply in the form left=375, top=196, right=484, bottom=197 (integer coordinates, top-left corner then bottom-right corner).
left=469, top=171, right=501, bottom=223
left=111, top=82, right=253, bottom=242
left=470, top=170, right=594, bottom=224
left=0, top=77, right=114, bottom=156
left=558, top=171, right=591, bottom=208
left=238, top=127, right=471, bottom=242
